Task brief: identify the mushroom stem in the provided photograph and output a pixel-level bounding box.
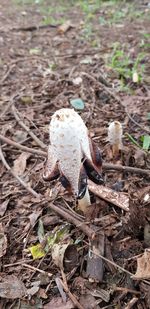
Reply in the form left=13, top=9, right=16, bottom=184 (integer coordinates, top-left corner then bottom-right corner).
left=78, top=187, right=91, bottom=214
left=108, top=121, right=123, bottom=158
left=112, top=143, right=120, bottom=157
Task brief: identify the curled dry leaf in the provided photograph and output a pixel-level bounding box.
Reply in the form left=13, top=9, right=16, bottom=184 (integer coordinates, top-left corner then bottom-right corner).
left=13, top=152, right=30, bottom=176
left=88, top=180, right=129, bottom=211
left=0, top=275, right=27, bottom=299
left=0, top=223, right=7, bottom=257
left=51, top=244, right=78, bottom=271
left=133, top=250, right=150, bottom=279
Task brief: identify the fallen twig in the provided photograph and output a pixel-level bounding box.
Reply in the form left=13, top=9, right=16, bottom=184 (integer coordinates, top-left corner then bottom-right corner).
left=11, top=24, right=58, bottom=32
left=1, top=134, right=149, bottom=177
left=61, top=271, right=84, bottom=309
left=84, top=241, right=150, bottom=285
left=49, top=203, right=95, bottom=239
left=115, top=287, right=141, bottom=296
left=22, top=263, right=52, bottom=277
left=0, top=145, right=40, bottom=198
left=0, top=63, right=16, bottom=85
left=11, top=105, right=46, bottom=149
left=103, top=163, right=150, bottom=177
left=123, top=297, right=138, bottom=309
left=0, top=134, right=46, bottom=157
left=0, top=57, right=49, bottom=86
left=0, top=90, right=25, bottom=119
left=125, top=109, right=150, bottom=134
left=0, top=140, right=95, bottom=239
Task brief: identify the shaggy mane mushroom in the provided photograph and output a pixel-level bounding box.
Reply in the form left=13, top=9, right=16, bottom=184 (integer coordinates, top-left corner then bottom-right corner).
left=43, top=108, right=103, bottom=213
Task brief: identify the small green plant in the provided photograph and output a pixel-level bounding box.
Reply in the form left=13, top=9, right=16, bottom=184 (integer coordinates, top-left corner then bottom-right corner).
left=108, top=43, right=146, bottom=87
left=126, top=133, right=150, bottom=151
left=140, top=33, right=150, bottom=50
left=81, top=22, right=94, bottom=40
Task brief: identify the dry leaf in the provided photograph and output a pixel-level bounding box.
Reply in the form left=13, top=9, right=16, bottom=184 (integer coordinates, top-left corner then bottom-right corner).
left=133, top=250, right=150, bottom=279
left=28, top=210, right=42, bottom=227
left=0, top=223, right=7, bottom=257
left=88, top=180, right=129, bottom=211
left=58, top=20, right=72, bottom=34
left=44, top=297, right=74, bottom=309
left=86, top=231, right=105, bottom=282
left=80, top=294, right=100, bottom=309
left=0, top=199, right=9, bottom=217
left=51, top=244, right=78, bottom=272
left=13, top=152, right=30, bottom=176
left=0, top=276, right=27, bottom=299
left=13, top=130, right=28, bottom=143
left=27, top=281, right=40, bottom=296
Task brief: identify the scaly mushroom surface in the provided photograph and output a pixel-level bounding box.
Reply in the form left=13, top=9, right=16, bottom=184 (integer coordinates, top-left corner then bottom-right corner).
left=108, top=121, right=123, bottom=157
left=43, top=108, right=103, bottom=209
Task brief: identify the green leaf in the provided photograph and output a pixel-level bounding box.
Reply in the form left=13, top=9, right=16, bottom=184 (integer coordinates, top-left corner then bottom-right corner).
left=29, top=244, right=46, bottom=260
left=70, top=98, right=85, bottom=110
left=29, top=224, right=70, bottom=260
left=142, top=135, right=150, bottom=151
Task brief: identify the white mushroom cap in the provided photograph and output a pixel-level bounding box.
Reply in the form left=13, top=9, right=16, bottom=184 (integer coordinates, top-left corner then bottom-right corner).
left=108, top=121, right=123, bottom=148
left=49, top=108, right=92, bottom=196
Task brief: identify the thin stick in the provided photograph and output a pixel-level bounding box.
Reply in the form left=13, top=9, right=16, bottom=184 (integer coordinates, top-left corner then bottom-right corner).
left=0, top=145, right=40, bottom=199
left=0, top=142, right=95, bottom=238
left=84, top=241, right=150, bottom=284
left=61, top=271, right=84, bottom=309
left=123, top=297, right=138, bottom=309
left=0, top=89, right=25, bottom=119
left=12, top=105, right=46, bottom=149
left=0, top=134, right=149, bottom=177
left=22, top=263, right=52, bottom=277
left=0, top=57, right=49, bottom=86
left=115, top=287, right=141, bottom=296
left=49, top=203, right=95, bottom=239
left=125, top=110, right=150, bottom=134
left=0, top=64, right=16, bottom=85
left=103, top=163, right=150, bottom=177
left=0, top=134, right=46, bottom=157
left=11, top=23, right=58, bottom=32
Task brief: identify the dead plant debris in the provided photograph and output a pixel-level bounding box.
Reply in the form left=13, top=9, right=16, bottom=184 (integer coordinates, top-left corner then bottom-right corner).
left=0, top=0, right=150, bottom=308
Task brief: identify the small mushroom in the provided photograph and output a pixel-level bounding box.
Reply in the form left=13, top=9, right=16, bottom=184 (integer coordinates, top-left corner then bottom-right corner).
left=43, top=108, right=103, bottom=213
left=108, top=121, right=123, bottom=158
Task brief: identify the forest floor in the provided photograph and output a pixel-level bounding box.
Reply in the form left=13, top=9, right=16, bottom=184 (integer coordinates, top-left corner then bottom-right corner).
left=0, top=0, right=150, bottom=308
